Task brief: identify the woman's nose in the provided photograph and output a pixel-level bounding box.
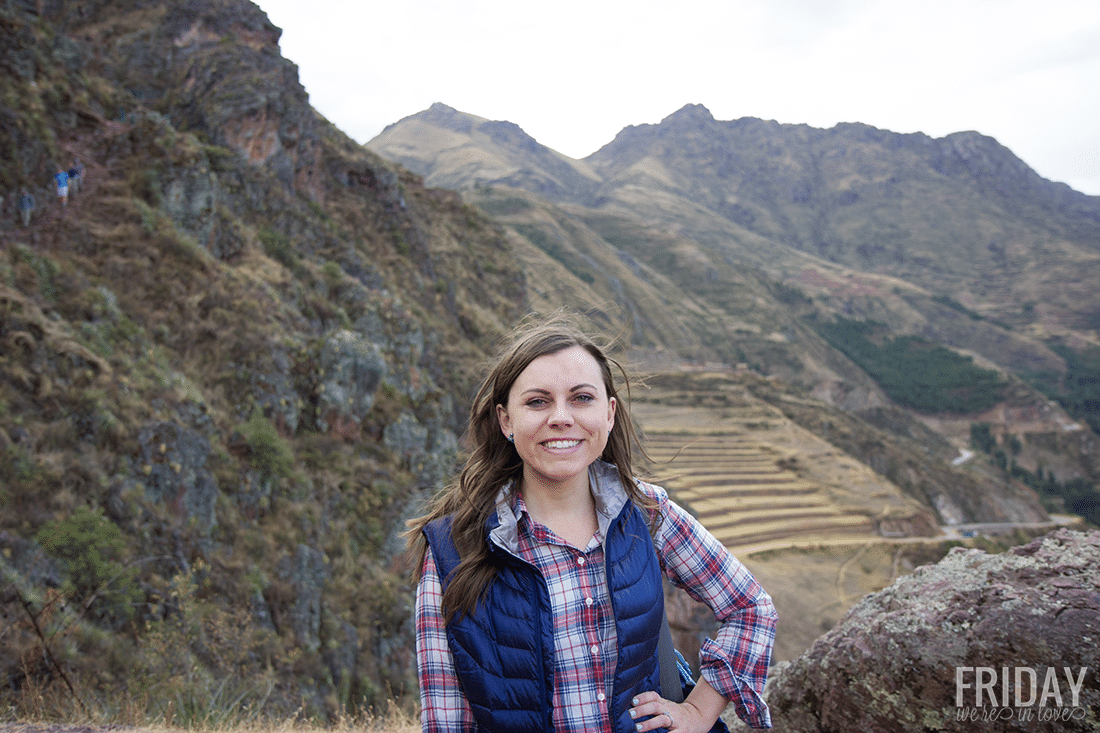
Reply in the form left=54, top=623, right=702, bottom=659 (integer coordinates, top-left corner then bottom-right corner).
left=548, top=403, right=574, bottom=426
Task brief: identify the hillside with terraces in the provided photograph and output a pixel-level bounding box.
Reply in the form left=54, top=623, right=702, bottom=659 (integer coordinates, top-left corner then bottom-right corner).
left=632, top=369, right=1071, bottom=661
left=636, top=370, right=934, bottom=555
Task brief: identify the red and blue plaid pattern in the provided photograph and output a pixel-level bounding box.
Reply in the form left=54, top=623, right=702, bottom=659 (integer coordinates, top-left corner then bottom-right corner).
left=416, top=478, right=777, bottom=732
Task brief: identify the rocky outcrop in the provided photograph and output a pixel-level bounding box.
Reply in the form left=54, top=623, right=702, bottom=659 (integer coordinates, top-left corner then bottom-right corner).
left=71, top=0, right=323, bottom=200
left=747, top=529, right=1100, bottom=732
left=316, top=329, right=386, bottom=438
left=131, top=418, right=219, bottom=534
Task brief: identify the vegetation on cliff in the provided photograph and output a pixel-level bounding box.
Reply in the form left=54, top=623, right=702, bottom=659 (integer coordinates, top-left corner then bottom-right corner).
left=1, top=0, right=527, bottom=722
left=812, top=317, right=1005, bottom=414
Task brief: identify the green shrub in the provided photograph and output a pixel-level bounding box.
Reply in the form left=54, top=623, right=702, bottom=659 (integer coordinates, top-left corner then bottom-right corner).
left=258, top=227, right=297, bottom=267
left=237, top=412, right=294, bottom=480
left=969, top=423, right=996, bottom=454
left=1046, top=343, right=1100, bottom=434
left=35, top=506, right=141, bottom=624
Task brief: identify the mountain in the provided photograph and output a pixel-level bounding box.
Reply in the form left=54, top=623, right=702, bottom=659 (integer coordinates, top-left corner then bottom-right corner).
left=373, top=102, right=602, bottom=203
left=368, top=103, right=1100, bottom=497
left=583, top=105, right=1100, bottom=334
left=1, top=0, right=530, bottom=718
left=1, top=0, right=1097, bottom=723
left=371, top=103, right=1100, bottom=338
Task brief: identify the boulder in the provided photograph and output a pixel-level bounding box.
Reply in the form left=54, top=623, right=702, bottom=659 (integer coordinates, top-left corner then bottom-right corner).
left=746, top=529, right=1099, bottom=732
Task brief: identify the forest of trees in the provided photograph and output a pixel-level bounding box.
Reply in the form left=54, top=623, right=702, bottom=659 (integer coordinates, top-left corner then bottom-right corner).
left=813, top=317, right=1005, bottom=414
left=970, top=423, right=1099, bottom=527
left=1048, top=343, right=1100, bottom=434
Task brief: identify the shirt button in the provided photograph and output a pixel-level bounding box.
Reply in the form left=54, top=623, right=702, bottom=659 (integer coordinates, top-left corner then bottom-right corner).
left=590, top=644, right=599, bottom=654
left=597, top=693, right=606, bottom=702
left=577, top=557, right=586, bottom=565
left=585, top=597, right=594, bottom=607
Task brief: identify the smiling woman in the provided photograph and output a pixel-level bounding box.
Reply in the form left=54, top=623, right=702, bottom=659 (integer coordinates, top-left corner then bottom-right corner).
left=405, top=311, right=778, bottom=733
left=496, top=344, right=617, bottom=545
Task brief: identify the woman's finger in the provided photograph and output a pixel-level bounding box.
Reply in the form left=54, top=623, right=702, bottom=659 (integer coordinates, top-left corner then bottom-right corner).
left=629, top=694, right=679, bottom=731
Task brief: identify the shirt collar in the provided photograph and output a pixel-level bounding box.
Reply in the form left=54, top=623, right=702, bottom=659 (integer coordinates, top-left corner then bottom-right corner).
left=488, top=460, right=630, bottom=556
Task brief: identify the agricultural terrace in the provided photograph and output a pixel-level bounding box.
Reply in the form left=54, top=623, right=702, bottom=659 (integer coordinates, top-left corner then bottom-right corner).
left=632, top=383, right=923, bottom=555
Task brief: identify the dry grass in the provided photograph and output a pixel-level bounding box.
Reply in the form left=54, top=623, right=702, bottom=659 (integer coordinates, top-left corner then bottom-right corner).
left=0, top=712, right=420, bottom=733
left=1, top=683, right=418, bottom=733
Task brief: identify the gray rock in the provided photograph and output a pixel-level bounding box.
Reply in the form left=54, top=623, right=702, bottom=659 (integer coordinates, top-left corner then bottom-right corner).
left=278, top=544, right=327, bottom=653
left=316, top=330, right=386, bottom=436
left=131, top=420, right=219, bottom=534
left=247, top=344, right=302, bottom=435
left=752, top=529, right=1100, bottom=732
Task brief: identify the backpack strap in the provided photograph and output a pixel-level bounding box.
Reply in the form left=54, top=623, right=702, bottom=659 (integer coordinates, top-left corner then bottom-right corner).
left=658, top=594, right=684, bottom=703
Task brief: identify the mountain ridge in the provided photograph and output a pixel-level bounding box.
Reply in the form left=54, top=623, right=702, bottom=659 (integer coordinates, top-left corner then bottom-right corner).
left=369, top=99, right=1100, bottom=529
left=369, top=101, right=1100, bottom=339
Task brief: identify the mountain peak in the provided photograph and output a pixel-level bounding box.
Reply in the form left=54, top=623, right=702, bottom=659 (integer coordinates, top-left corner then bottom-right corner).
left=379, top=102, right=487, bottom=136
left=661, top=103, right=715, bottom=125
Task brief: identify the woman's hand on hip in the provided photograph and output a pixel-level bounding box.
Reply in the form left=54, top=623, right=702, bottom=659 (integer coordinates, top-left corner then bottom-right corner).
left=628, top=691, right=704, bottom=732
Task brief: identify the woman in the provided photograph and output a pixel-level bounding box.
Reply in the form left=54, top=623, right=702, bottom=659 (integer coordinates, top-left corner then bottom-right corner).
left=408, top=313, right=777, bottom=732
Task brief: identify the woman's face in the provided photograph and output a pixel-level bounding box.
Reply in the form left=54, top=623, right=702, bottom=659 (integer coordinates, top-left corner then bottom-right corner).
left=497, top=345, right=617, bottom=493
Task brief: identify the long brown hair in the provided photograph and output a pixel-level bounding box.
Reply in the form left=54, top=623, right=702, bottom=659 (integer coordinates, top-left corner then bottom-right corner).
left=406, top=311, right=656, bottom=622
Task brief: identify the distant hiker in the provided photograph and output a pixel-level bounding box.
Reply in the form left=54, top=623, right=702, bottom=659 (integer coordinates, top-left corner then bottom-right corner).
left=18, top=189, right=35, bottom=227
left=68, top=158, right=84, bottom=194
left=407, top=312, right=777, bottom=732
left=55, top=167, right=69, bottom=207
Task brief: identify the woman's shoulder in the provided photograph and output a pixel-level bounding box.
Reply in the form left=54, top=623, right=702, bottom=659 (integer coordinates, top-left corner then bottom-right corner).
left=634, top=477, right=670, bottom=505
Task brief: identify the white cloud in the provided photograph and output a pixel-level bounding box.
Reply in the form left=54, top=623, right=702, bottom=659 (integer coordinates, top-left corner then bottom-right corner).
left=257, top=0, right=1100, bottom=194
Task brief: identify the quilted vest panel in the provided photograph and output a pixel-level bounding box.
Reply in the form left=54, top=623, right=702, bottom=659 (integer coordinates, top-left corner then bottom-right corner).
left=424, top=500, right=665, bottom=733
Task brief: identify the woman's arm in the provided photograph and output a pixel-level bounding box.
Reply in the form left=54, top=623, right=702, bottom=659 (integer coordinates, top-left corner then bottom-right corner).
left=415, top=552, right=476, bottom=733
left=644, top=483, right=778, bottom=729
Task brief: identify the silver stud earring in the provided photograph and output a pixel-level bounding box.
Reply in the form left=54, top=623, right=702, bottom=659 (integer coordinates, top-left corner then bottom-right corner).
left=507, top=433, right=514, bottom=443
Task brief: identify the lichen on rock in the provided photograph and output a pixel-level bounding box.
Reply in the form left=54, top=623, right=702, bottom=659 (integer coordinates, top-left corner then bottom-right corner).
left=748, top=529, right=1100, bottom=732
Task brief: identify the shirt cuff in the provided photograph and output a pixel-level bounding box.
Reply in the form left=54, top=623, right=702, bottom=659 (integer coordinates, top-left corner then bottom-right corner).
left=699, top=638, right=773, bottom=728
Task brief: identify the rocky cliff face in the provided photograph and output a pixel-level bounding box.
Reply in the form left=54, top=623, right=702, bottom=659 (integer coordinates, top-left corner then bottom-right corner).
left=0, top=0, right=527, bottom=717
left=744, top=529, right=1100, bottom=732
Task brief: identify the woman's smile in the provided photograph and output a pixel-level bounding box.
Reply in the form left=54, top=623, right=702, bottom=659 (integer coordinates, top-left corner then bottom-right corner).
left=542, top=439, right=582, bottom=450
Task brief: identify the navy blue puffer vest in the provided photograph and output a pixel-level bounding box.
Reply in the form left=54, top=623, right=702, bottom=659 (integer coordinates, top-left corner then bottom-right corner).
left=423, top=497, right=666, bottom=733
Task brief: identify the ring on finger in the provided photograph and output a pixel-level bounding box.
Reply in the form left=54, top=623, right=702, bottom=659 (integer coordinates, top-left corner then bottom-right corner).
left=664, top=710, right=675, bottom=729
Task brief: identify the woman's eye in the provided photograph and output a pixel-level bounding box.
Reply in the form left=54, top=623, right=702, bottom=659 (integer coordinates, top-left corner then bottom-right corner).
left=574, top=394, right=595, bottom=403
left=526, top=398, right=547, bottom=407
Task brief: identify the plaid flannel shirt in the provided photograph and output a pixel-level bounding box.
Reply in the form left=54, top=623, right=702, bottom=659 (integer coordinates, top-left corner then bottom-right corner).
left=416, top=461, right=777, bottom=732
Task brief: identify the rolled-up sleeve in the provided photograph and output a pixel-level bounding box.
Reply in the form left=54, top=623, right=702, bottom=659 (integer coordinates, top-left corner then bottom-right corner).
left=415, top=552, right=476, bottom=733
left=648, top=483, right=778, bottom=728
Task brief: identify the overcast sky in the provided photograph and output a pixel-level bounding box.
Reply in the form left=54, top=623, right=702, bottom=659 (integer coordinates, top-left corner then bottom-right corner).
left=255, top=0, right=1100, bottom=196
